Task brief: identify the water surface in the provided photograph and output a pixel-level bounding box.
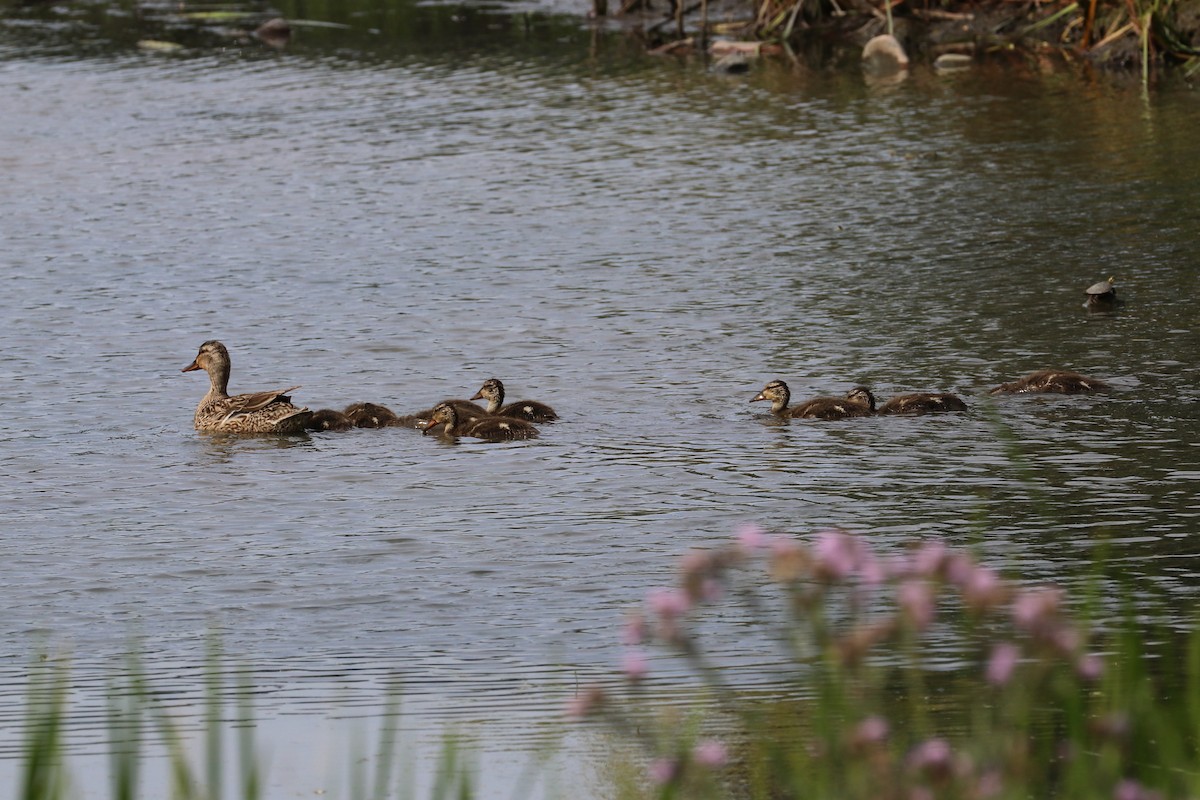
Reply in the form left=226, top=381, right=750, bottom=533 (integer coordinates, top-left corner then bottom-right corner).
left=1, top=2, right=1199, bottom=793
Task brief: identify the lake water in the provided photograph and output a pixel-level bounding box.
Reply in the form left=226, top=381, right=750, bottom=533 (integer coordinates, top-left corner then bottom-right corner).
left=1, top=1, right=1199, bottom=795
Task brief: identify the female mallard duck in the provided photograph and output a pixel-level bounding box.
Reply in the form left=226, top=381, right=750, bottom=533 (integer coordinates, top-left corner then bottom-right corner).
left=419, top=402, right=539, bottom=441
left=751, top=379, right=873, bottom=420
left=1084, top=277, right=1123, bottom=310
left=182, top=340, right=312, bottom=434
left=470, top=378, right=558, bottom=422
left=307, top=409, right=354, bottom=432
left=845, top=386, right=968, bottom=415
left=343, top=402, right=400, bottom=428
left=989, top=369, right=1109, bottom=395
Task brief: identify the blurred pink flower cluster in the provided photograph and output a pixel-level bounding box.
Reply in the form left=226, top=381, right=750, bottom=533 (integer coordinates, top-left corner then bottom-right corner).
left=566, top=524, right=1125, bottom=798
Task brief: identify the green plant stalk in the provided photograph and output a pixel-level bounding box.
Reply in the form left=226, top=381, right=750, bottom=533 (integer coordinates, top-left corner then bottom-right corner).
left=235, top=667, right=261, bottom=800
left=1020, top=2, right=1080, bottom=37
left=107, top=660, right=145, bottom=800
left=205, top=643, right=223, bottom=800
left=21, top=660, right=69, bottom=800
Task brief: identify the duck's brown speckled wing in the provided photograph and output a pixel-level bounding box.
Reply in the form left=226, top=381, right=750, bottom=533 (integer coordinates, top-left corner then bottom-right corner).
left=220, top=386, right=301, bottom=418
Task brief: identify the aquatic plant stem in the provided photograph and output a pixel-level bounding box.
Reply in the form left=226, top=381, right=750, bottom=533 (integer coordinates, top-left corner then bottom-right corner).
left=21, top=660, right=69, bottom=800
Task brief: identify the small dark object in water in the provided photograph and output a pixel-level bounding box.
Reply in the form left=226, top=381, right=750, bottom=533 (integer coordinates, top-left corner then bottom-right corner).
left=845, top=386, right=968, bottom=415
left=712, top=53, right=750, bottom=74
left=1085, top=277, right=1123, bottom=310
left=861, top=34, right=909, bottom=74
left=989, top=370, right=1109, bottom=395
left=307, top=409, right=353, bottom=431
left=254, top=18, right=291, bottom=48
left=751, top=379, right=873, bottom=420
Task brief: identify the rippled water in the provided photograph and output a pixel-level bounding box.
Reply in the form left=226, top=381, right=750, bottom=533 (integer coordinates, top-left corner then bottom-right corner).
left=1, top=2, right=1199, bottom=793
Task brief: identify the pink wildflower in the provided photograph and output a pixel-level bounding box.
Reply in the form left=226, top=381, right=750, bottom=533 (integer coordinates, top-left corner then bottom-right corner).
left=813, top=529, right=865, bottom=581
left=975, top=769, right=1004, bottom=798
left=622, top=612, right=647, bottom=646
left=852, top=715, right=890, bottom=747
left=913, top=541, right=948, bottom=577
left=1114, top=779, right=1163, bottom=800
left=1051, top=625, right=1083, bottom=654
left=648, top=758, right=679, bottom=785
left=680, top=549, right=715, bottom=579
left=647, top=588, right=692, bottom=641
left=1012, top=588, right=1062, bottom=633
left=565, top=685, right=605, bottom=719
left=908, top=738, right=953, bottom=779
left=622, top=650, right=649, bottom=683
left=897, top=580, right=936, bottom=629
left=944, top=552, right=976, bottom=585
left=647, top=588, right=692, bottom=621
left=735, top=523, right=770, bottom=551
left=1077, top=652, right=1104, bottom=682
left=700, top=577, right=724, bottom=603
left=986, top=642, right=1021, bottom=686
left=768, top=538, right=809, bottom=581
left=961, top=564, right=1007, bottom=611
left=858, top=552, right=887, bottom=586
left=692, top=739, right=728, bottom=768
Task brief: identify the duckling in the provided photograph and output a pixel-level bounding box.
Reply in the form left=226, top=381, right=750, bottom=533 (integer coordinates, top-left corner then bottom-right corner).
left=751, top=380, right=873, bottom=420
left=182, top=340, right=312, bottom=434
left=343, top=402, right=399, bottom=428
left=1084, top=277, right=1123, bottom=310
left=419, top=402, right=539, bottom=441
left=989, top=370, right=1109, bottom=395
left=307, top=409, right=354, bottom=432
left=470, top=378, right=558, bottom=422
left=846, top=386, right=968, bottom=415
left=389, top=399, right=492, bottom=429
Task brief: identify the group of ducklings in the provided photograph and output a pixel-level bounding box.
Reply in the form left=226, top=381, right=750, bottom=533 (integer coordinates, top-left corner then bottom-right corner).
left=185, top=277, right=1117, bottom=437
left=751, top=279, right=1119, bottom=420
left=182, top=340, right=555, bottom=439
left=751, top=369, right=1108, bottom=421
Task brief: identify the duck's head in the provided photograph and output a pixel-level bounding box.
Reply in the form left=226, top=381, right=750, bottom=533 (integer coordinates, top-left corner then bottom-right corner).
left=751, top=380, right=790, bottom=405
left=420, top=402, right=459, bottom=434
left=470, top=378, right=504, bottom=403
left=845, top=386, right=876, bottom=411
left=182, top=340, right=230, bottom=374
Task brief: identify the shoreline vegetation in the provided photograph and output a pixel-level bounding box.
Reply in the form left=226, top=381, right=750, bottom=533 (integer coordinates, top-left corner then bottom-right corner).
left=3, top=0, right=1197, bottom=81
left=596, top=0, right=1200, bottom=78
left=17, top=529, right=1200, bottom=799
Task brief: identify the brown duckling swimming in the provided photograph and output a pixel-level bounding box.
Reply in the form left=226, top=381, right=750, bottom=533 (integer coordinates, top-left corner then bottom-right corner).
left=389, top=399, right=492, bottom=429
left=419, top=402, right=539, bottom=441
left=182, top=340, right=312, bottom=434
left=471, top=378, right=558, bottom=423
left=751, top=379, right=873, bottom=420
left=307, top=409, right=354, bottom=432
left=845, top=386, right=968, bottom=415
left=1084, top=277, right=1123, bottom=310
left=989, top=369, right=1109, bottom=395
left=343, top=402, right=400, bottom=428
